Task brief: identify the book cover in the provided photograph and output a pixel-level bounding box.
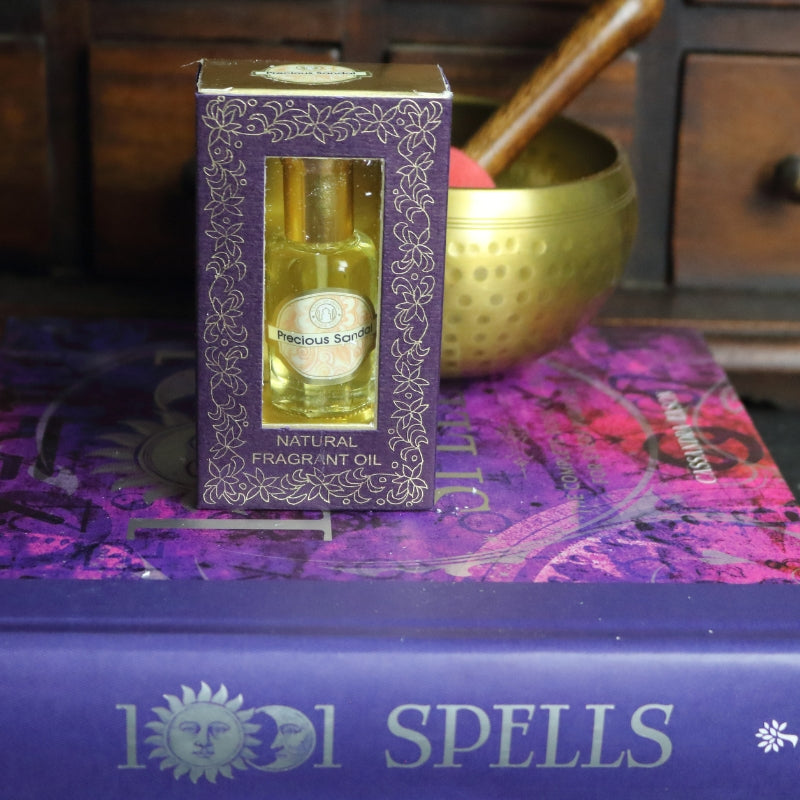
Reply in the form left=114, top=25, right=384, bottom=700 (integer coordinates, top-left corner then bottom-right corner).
left=1, top=317, right=797, bottom=583
left=2, top=317, right=800, bottom=798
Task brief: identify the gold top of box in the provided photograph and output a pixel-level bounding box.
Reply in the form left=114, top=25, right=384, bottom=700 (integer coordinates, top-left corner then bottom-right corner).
left=197, top=60, right=451, bottom=97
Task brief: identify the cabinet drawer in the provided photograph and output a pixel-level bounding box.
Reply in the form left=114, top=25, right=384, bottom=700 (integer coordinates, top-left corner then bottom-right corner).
left=674, top=53, right=800, bottom=289
left=0, top=40, right=49, bottom=266
left=90, top=42, right=338, bottom=278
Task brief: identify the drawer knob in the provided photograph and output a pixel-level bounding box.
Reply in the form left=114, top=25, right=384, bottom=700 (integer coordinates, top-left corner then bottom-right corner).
left=773, top=155, right=800, bottom=202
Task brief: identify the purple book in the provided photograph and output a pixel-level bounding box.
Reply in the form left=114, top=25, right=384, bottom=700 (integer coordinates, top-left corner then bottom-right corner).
left=1, top=317, right=797, bottom=582
left=4, top=317, right=800, bottom=800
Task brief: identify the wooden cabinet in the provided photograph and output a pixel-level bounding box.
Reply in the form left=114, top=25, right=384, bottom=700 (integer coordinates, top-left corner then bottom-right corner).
left=82, top=1, right=637, bottom=280
left=1, top=0, right=799, bottom=399
left=0, top=0, right=638, bottom=283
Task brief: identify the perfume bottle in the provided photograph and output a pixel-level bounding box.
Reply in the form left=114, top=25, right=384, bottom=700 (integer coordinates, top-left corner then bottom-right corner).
left=265, top=157, right=379, bottom=421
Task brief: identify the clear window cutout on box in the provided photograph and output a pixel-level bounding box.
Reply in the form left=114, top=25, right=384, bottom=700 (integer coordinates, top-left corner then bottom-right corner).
left=262, top=157, right=384, bottom=428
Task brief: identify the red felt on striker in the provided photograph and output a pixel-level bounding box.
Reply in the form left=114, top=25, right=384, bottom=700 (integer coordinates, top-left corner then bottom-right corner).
left=448, top=146, right=496, bottom=189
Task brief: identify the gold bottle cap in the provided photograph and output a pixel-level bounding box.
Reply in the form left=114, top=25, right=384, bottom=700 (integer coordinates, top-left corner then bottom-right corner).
left=282, top=157, right=354, bottom=244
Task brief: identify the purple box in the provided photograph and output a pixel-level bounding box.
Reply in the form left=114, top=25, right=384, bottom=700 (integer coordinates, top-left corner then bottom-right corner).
left=195, top=61, right=452, bottom=510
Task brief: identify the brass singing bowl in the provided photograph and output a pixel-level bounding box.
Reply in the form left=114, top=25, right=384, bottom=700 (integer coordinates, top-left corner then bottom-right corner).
left=442, top=103, right=638, bottom=378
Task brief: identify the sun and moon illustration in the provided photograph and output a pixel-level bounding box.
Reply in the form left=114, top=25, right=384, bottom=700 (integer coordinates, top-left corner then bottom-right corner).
left=90, top=367, right=197, bottom=507
left=146, top=682, right=317, bottom=783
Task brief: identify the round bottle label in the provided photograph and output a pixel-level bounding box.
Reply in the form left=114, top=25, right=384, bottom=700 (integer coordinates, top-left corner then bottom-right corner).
left=269, top=291, right=376, bottom=381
